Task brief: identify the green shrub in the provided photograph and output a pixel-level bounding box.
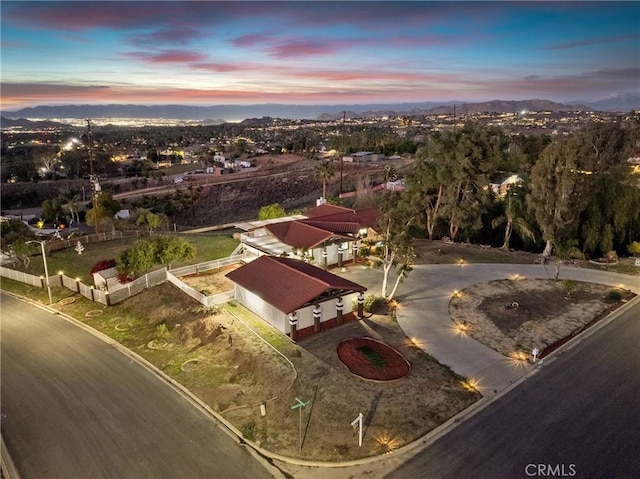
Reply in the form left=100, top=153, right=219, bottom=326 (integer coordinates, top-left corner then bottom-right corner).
left=241, top=420, right=257, bottom=441
left=568, top=247, right=585, bottom=260
left=357, top=345, right=386, bottom=368
left=561, top=279, right=577, bottom=297
left=606, top=289, right=623, bottom=301
left=627, top=241, right=640, bottom=256
left=154, top=323, right=171, bottom=341
left=363, top=294, right=385, bottom=313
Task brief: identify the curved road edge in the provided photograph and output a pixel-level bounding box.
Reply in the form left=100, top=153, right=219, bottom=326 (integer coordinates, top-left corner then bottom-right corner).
left=0, top=291, right=286, bottom=479
left=2, top=281, right=638, bottom=475
left=1, top=433, right=21, bottom=479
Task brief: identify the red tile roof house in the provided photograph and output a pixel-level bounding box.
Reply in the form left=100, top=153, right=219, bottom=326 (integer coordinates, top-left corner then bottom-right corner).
left=226, top=255, right=366, bottom=341
left=236, top=204, right=380, bottom=270
left=227, top=205, right=380, bottom=340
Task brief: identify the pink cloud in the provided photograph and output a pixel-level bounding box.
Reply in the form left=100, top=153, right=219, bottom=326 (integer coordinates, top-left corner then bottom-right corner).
left=0, top=80, right=438, bottom=109
left=129, top=26, right=202, bottom=47
left=4, top=3, right=153, bottom=31
left=232, top=32, right=348, bottom=58
left=231, top=33, right=274, bottom=48
left=1, top=82, right=111, bottom=108
left=286, top=68, right=460, bottom=84
left=125, top=50, right=208, bottom=64
left=265, top=39, right=344, bottom=58
left=2, top=2, right=271, bottom=33
left=190, top=62, right=253, bottom=73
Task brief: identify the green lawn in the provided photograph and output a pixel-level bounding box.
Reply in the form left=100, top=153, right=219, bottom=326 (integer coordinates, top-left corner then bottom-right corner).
left=24, top=234, right=239, bottom=283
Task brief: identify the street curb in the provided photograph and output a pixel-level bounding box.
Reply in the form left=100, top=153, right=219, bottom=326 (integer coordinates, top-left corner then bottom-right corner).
left=1, top=292, right=286, bottom=479
left=1, top=433, right=21, bottom=479
left=3, top=288, right=638, bottom=472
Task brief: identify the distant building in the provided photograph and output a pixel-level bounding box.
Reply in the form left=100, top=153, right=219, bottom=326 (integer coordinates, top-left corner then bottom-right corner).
left=155, top=160, right=172, bottom=169
left=344, top=151, right=384, bottom=162
left=489, top=174, right=523, bottom=197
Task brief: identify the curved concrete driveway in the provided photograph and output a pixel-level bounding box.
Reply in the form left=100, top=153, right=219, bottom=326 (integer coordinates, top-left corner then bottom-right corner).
left=342, top=263, right=639, bottom=395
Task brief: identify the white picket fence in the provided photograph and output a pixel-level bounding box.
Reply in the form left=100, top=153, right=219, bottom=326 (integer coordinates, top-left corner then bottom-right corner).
left=0, top=267, right=109, bottom=305
left=1, top=255, right=240, bottom=308
left=166, top=271, right=235, bottom=307
left=169, top=255, right=242, bottom=277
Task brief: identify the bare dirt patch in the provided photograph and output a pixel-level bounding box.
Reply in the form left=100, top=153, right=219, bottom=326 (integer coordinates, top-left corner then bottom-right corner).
left=449, top=278, right=633, bottom=358
left=413, top=238, right=540, bottom=265
left=178, top=266, right=237, bottom=296
left=89, top=287, right=480, bottom=461
left=249, top=315, right=481, bottom=461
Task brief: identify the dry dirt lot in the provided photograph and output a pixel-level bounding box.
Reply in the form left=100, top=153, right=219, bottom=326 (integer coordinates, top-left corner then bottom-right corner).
left=178, top=266, right=237, bottom=295
left=449, top=278, right=634, bottom=359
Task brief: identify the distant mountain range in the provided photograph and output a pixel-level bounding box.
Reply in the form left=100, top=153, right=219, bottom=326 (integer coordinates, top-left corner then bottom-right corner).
left=2, top=93, right=638, bottom=123
left=0, top=117, right=68, bottom=129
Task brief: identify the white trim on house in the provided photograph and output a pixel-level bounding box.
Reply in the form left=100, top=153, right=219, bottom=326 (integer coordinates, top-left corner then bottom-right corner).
left=232, top=284, right=359, bottom=335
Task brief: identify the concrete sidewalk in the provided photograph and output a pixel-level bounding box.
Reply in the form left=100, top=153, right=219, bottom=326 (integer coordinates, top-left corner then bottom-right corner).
left=340, top=263, right=639, bottom=395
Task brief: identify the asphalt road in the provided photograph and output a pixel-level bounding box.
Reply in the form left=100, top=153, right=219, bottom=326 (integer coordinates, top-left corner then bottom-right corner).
left=0, top=293, right=274, bottom=479
left=384, top=300, right=640, bottom=479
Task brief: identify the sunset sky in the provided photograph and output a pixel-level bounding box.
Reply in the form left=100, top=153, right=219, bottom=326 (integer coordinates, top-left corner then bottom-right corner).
left=1, top=1, right=638, bottom=110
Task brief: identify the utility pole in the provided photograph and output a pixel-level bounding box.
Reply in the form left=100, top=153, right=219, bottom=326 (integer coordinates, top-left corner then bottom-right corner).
left=340, top=110, right=346, bottom=194
left=86, top=119, right=101, bottom=205
left=453, top=104, right=457, bottom=132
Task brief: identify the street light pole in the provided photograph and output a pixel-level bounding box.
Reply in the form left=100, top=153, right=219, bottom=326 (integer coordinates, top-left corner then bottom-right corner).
left=27, top=240, right=52, bottom=304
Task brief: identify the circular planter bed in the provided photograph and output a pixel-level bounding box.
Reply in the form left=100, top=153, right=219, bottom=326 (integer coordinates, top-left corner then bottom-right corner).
left=147, top=339, right=168, bottom=350
left=589, top=259, right=618, bottom=266
left=180, top=359, right=200, bottom=372
left=337, top=337, right=410, bottom=381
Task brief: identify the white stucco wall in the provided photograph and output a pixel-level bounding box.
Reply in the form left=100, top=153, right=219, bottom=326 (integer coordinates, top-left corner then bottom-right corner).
left=233, top=285, right=361, bottom=335
left=234, top=285, right=287, bottom=332
left=304, top=242, right=354, bottom=268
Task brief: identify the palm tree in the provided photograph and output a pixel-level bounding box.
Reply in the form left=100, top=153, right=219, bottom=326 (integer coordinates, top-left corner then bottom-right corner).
left=58, top=187, right=80, bottom=225
left=314, top=160, right=335, bottom=199
left=492, top=190, right=535, bottom=250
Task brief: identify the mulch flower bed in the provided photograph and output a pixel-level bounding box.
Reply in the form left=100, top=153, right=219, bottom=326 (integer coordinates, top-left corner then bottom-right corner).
left=337, top=337, right=411, bottom=381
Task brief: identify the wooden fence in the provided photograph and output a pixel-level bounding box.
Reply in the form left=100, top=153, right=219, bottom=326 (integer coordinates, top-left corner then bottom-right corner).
left=46, top=230, right=148, bottom=253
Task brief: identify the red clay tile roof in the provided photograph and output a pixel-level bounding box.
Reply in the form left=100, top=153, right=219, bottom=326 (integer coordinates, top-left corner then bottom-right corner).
left=301, top=208, right=380, bottom=233
left=265, top=221, right=350, bottom=249
left=260, top=206, right=380, bottom=248
left=301, top=220, right=360, bottom=234
left=305, top=204, right=354, bottom=218
left=225, top=256, right=366, bottom=314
